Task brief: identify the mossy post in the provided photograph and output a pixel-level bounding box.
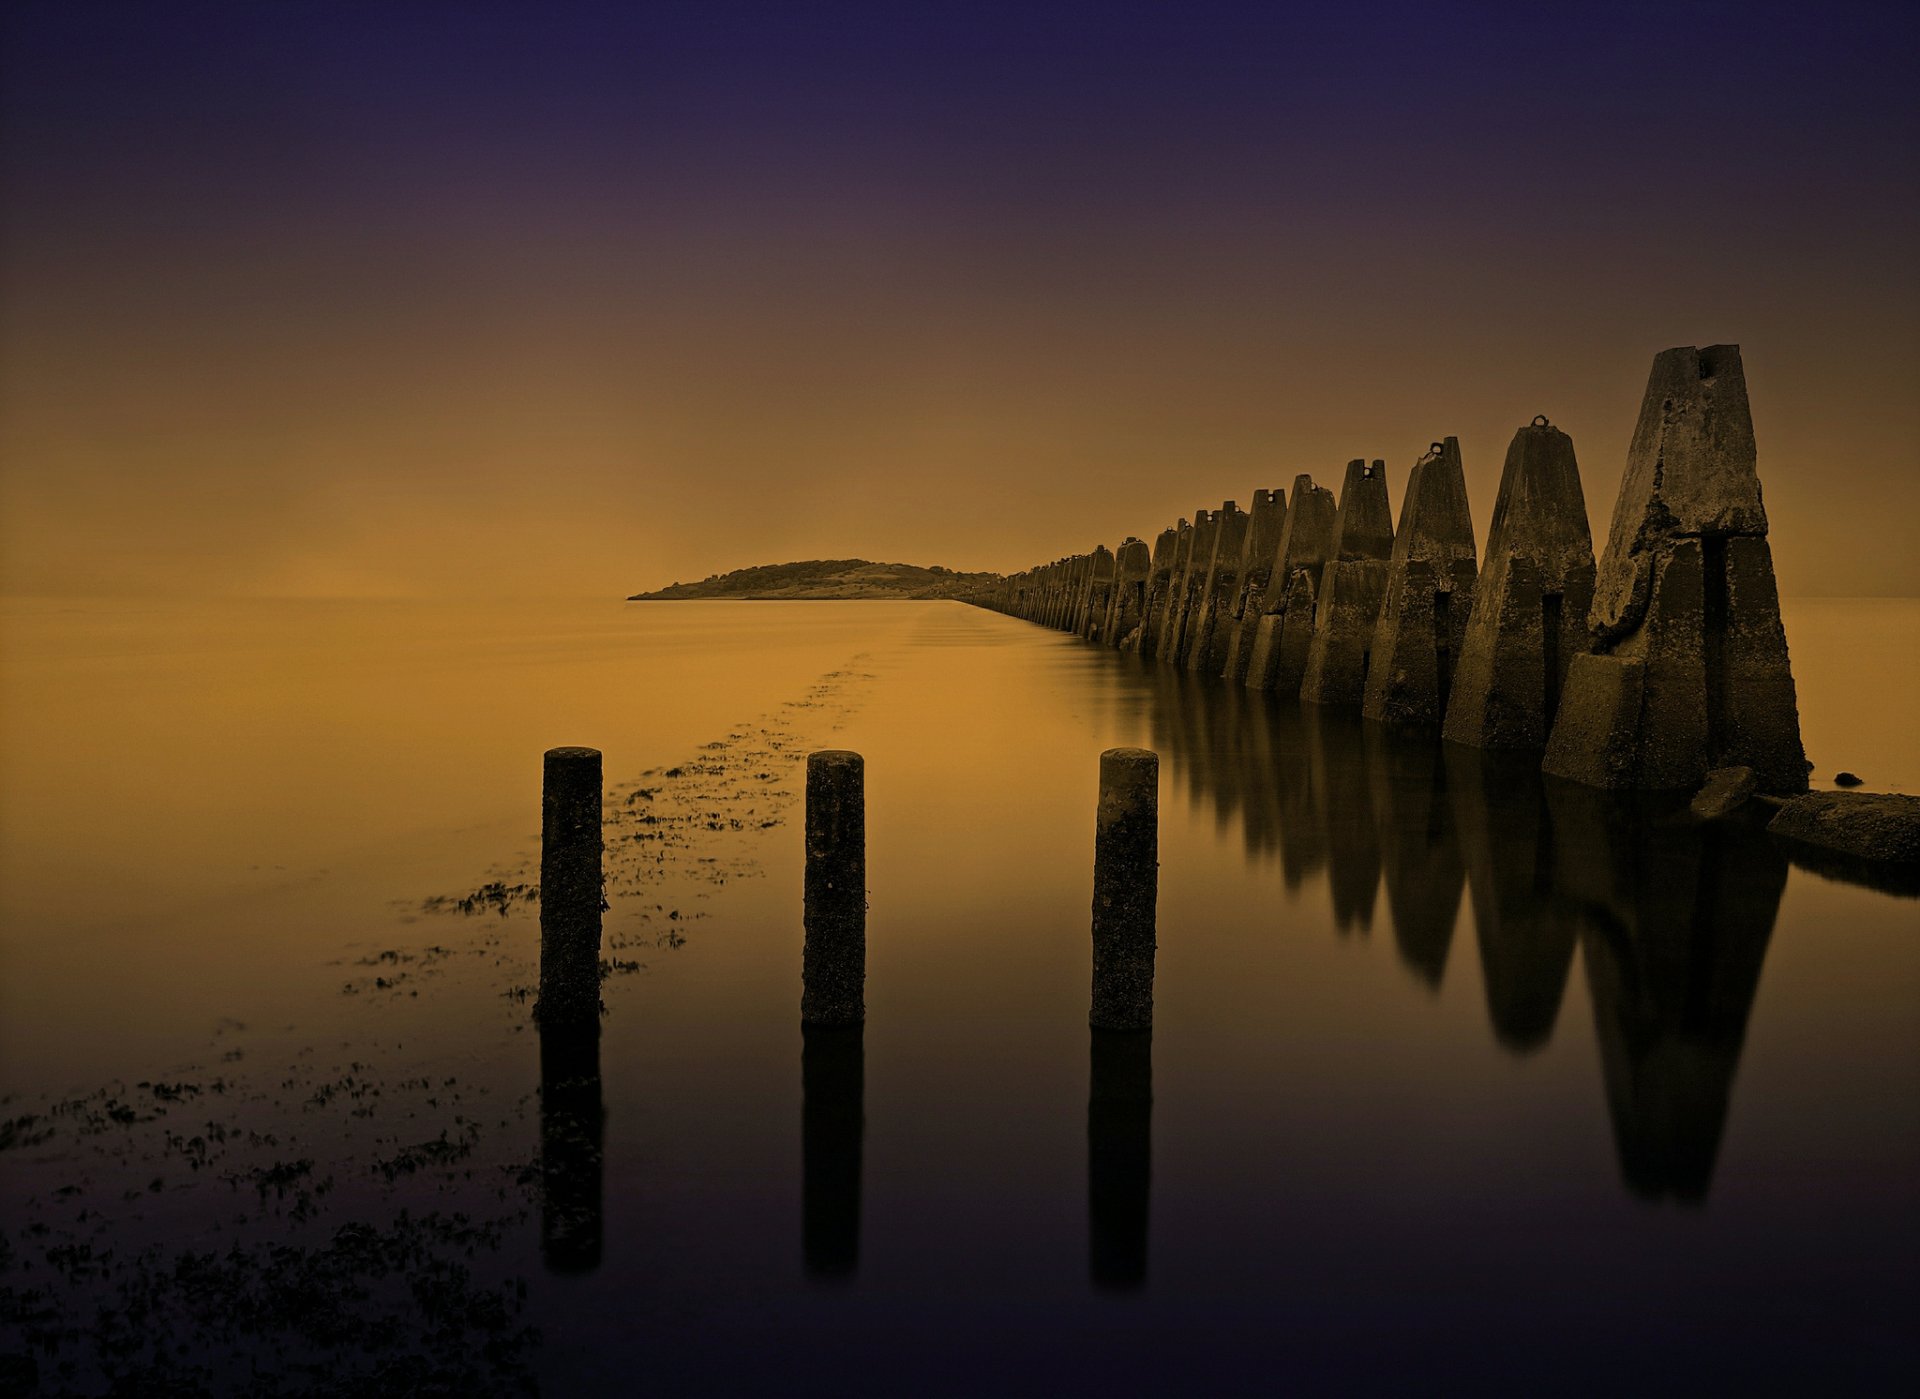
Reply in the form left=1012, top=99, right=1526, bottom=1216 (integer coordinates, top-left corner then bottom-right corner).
left=1091, top=748, right=1159, bottom=1030
left=803, top=750, right=867, bottom=1025
left=538, top=746, right=603, bottom=1027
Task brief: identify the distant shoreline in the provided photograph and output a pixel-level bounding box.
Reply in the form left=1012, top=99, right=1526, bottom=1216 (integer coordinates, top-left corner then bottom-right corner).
left=627, top=557, right=998, bottom=602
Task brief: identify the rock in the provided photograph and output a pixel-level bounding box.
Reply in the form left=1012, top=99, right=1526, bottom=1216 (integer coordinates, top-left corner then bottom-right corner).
left=1835, top=771, right=1864, bottom=788
left=1690, top=766, right=1758, bottom=821
left=1767, top=791, right=1920, bottom=867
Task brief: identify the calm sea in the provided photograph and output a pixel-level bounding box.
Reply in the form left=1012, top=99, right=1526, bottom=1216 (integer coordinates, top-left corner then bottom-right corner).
left=1, top=597, right=1915, bottom=1393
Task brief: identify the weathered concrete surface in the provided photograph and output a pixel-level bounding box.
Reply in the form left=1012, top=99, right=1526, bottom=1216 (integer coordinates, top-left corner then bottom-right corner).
left=1077, top=545, right=1116, bottom=640
left=1545, top=346, right=1807, bottom=793
left=1091, top=747, right=1158, bottom=1030
left=1767, top=791, right=1920, bottom=867
left=1443, top=419, right=1595, bottom=750
left=1272, top=569, right=1320, bottom=697
left=1690, top=766, right=1757, bottom=821
left=1143, top=519, right=1192, bottom=657
left=1130, top=527, right=1181, bottom=653
left=1302, top=459, right=1396, bottom=706
left=1362, top=438, right=1478, bottom=726
left=802, top=750, right=866, bottom=1026
left=1184, top=501, right=1249, bottom=673
left=1218, top=488, right=1286, bottom=682
left=537, top=745, right=603, bottom=1027
left=1161, top=509, right=1216, bottom=663
left=1105, top=536, right=1152, bottom=648
left=1242, top=476, right=1335, bottom=689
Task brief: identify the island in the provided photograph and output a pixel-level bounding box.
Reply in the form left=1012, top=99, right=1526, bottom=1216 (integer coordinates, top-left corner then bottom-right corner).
left=627, top=559, right=1001, bottom=601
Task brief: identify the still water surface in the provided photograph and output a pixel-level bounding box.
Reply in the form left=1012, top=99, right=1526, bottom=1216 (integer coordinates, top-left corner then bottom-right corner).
left=1, top=597, right=1915, bottom=1393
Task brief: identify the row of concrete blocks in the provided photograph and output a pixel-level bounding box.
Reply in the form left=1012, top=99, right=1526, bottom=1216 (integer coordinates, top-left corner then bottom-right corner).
left=966, top=345, right=1809, bottom=796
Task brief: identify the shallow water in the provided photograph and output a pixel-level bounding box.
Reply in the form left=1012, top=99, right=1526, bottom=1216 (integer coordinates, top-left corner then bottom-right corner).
left=1, top=596, right=1916, bottom=1393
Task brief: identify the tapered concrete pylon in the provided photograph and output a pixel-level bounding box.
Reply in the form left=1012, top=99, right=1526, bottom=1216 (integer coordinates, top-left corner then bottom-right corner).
left=1216, top=488, right=1287, bottom=681
left=1129, top=528, right=1180, bottom=653
left=1142, top=520, right=1191, bottom=657
left=1362, top=437, right=1478, bottom=727
left=1160, top=509, right=1217, bottom=663
left=1543, top=345, right=1807, bottom=792
left=1443, top=419, right=1595, bottom=750
left=1243, top=476, right=1336, bottom=691
left=1104, top=537, right=1152, bottom=648
left=1078, top=545, right=1116, bottom=640
left=1302, top=459, right=1396, bottom=706
left=1184, top=501, right=1249, bottom=673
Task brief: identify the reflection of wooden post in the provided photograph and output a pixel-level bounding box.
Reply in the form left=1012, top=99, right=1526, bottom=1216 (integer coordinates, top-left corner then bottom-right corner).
left=1088, top=1028, right=1152, bottom=1291
left=802, top=1024, right=865, bottom=1280
left=1091, top=748, right=1158, bottom=1030
left=538, top=746, right=602, bottom=1027
left=539, top=1024, right=604, bottom=1274
left=803, top=751, right=866, bottom=1026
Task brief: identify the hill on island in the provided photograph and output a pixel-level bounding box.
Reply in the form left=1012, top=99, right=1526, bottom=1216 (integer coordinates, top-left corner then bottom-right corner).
left=628, top=559, right=1002, bottom=600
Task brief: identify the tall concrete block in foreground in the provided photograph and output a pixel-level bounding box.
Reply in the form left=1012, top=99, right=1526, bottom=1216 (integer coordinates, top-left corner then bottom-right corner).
left=1362, top=438, right=1478, bottom=727
left=1160, top=509, right=1217, bottom=663
left=803, top=750, right=866, bottom=1025
left=1091, top=748, right=1158, bottom=1030
left=1243, top=476, right=1336, bottom=691
left=538, top=746, right=603, bottom=1027
left=1103, top=537, right=1152, bottom=648
left=1302, top=459, right=1396, bottom=706
left=1184, top=500, right=1249, bottom=673
left=1444, top=418, right=1595, bottom=750
left=1543, top=346, right=1806, bottom=792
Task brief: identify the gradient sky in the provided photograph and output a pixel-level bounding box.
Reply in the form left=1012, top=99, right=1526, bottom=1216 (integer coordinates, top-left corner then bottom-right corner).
left=3, top=0, right=1916, bottom=597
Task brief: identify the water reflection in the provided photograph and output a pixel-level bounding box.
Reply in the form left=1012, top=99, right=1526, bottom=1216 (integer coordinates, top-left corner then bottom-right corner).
left=539, top=1024, right=605, bottom=1274
left=1088, top=1028, right=1152, bottom=1291
left=1448, top=747, right=1578, bottom=1053
left=1116, top=656, right=1790, bottom=1203
left=1550, top=785, right=1786, bottom=1203
left=802, top=1024, right=865, bottom=1280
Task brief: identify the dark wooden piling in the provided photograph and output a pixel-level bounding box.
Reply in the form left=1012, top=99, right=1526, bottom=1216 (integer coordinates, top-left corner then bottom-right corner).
left=1091, top=747, right=1158, bottom=1030
left=537, top=746, right=602, bottom=1027
left=803, top=750, right=867, bottom=1025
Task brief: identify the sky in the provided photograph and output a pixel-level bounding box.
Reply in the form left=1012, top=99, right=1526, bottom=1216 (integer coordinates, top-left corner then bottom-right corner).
left=2, top=0, right=1916, bottom=598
